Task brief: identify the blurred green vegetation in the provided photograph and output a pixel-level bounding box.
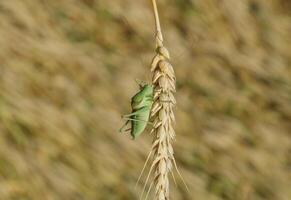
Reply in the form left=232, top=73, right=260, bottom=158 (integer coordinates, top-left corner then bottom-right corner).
left=0, top=0, right=291, bottom=199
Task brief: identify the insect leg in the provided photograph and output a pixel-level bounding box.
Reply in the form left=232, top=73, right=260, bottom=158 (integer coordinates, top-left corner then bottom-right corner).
left=119, top=120, right=130, bottom=133
left=144, top=96, right=153, bottom=102
left=123, top=117, right=153, bottom=125
left=122, top=109, right=143, bottom=118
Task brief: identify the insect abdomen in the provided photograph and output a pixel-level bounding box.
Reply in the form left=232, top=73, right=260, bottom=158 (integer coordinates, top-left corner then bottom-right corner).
left=131, top=108, right=150, bottom=139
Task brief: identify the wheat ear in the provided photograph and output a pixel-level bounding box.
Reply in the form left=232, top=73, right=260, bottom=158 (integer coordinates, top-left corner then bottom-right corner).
left=146, top=1, right=177, bottom=199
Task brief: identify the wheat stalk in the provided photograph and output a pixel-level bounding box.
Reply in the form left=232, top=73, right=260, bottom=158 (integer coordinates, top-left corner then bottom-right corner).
left=138, top=1, right=180, bottom=199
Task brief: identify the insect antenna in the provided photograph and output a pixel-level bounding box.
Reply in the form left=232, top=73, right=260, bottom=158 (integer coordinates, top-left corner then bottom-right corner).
left=135, top=78, right=147, bottom=88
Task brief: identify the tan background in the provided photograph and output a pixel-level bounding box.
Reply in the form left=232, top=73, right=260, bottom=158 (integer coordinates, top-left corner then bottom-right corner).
left=0, top=0, right=291, bottom=199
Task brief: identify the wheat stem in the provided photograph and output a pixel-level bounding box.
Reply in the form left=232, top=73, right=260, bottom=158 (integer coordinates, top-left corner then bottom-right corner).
left=151, top=0, right=163, bottom=46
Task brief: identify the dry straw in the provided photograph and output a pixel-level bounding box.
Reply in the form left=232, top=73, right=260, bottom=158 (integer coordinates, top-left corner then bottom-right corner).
left=138, top=1, right=188, bottom=199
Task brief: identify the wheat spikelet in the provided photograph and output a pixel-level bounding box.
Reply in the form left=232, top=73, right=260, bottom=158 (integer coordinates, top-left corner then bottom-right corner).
left=139, top=1, right=188, bottom=199
left=141, top=1, right=177, bottom=199
left=149, top=46, right=176, bottom=200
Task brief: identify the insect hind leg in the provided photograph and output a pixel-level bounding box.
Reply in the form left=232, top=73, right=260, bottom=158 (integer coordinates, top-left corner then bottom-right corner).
left=119, top=120, right=130, bottom=133
left=122, top=109, right=143, bottom=118
left=122, top=117, right=153, bottom=125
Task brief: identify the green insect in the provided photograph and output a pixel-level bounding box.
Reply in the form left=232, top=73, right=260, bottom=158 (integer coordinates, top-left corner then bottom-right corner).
left=119, top=81, right=154, bottom=139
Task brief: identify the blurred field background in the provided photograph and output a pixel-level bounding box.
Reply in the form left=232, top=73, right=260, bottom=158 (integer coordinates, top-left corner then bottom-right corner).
left=0, top=0, right=291, bottom=200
